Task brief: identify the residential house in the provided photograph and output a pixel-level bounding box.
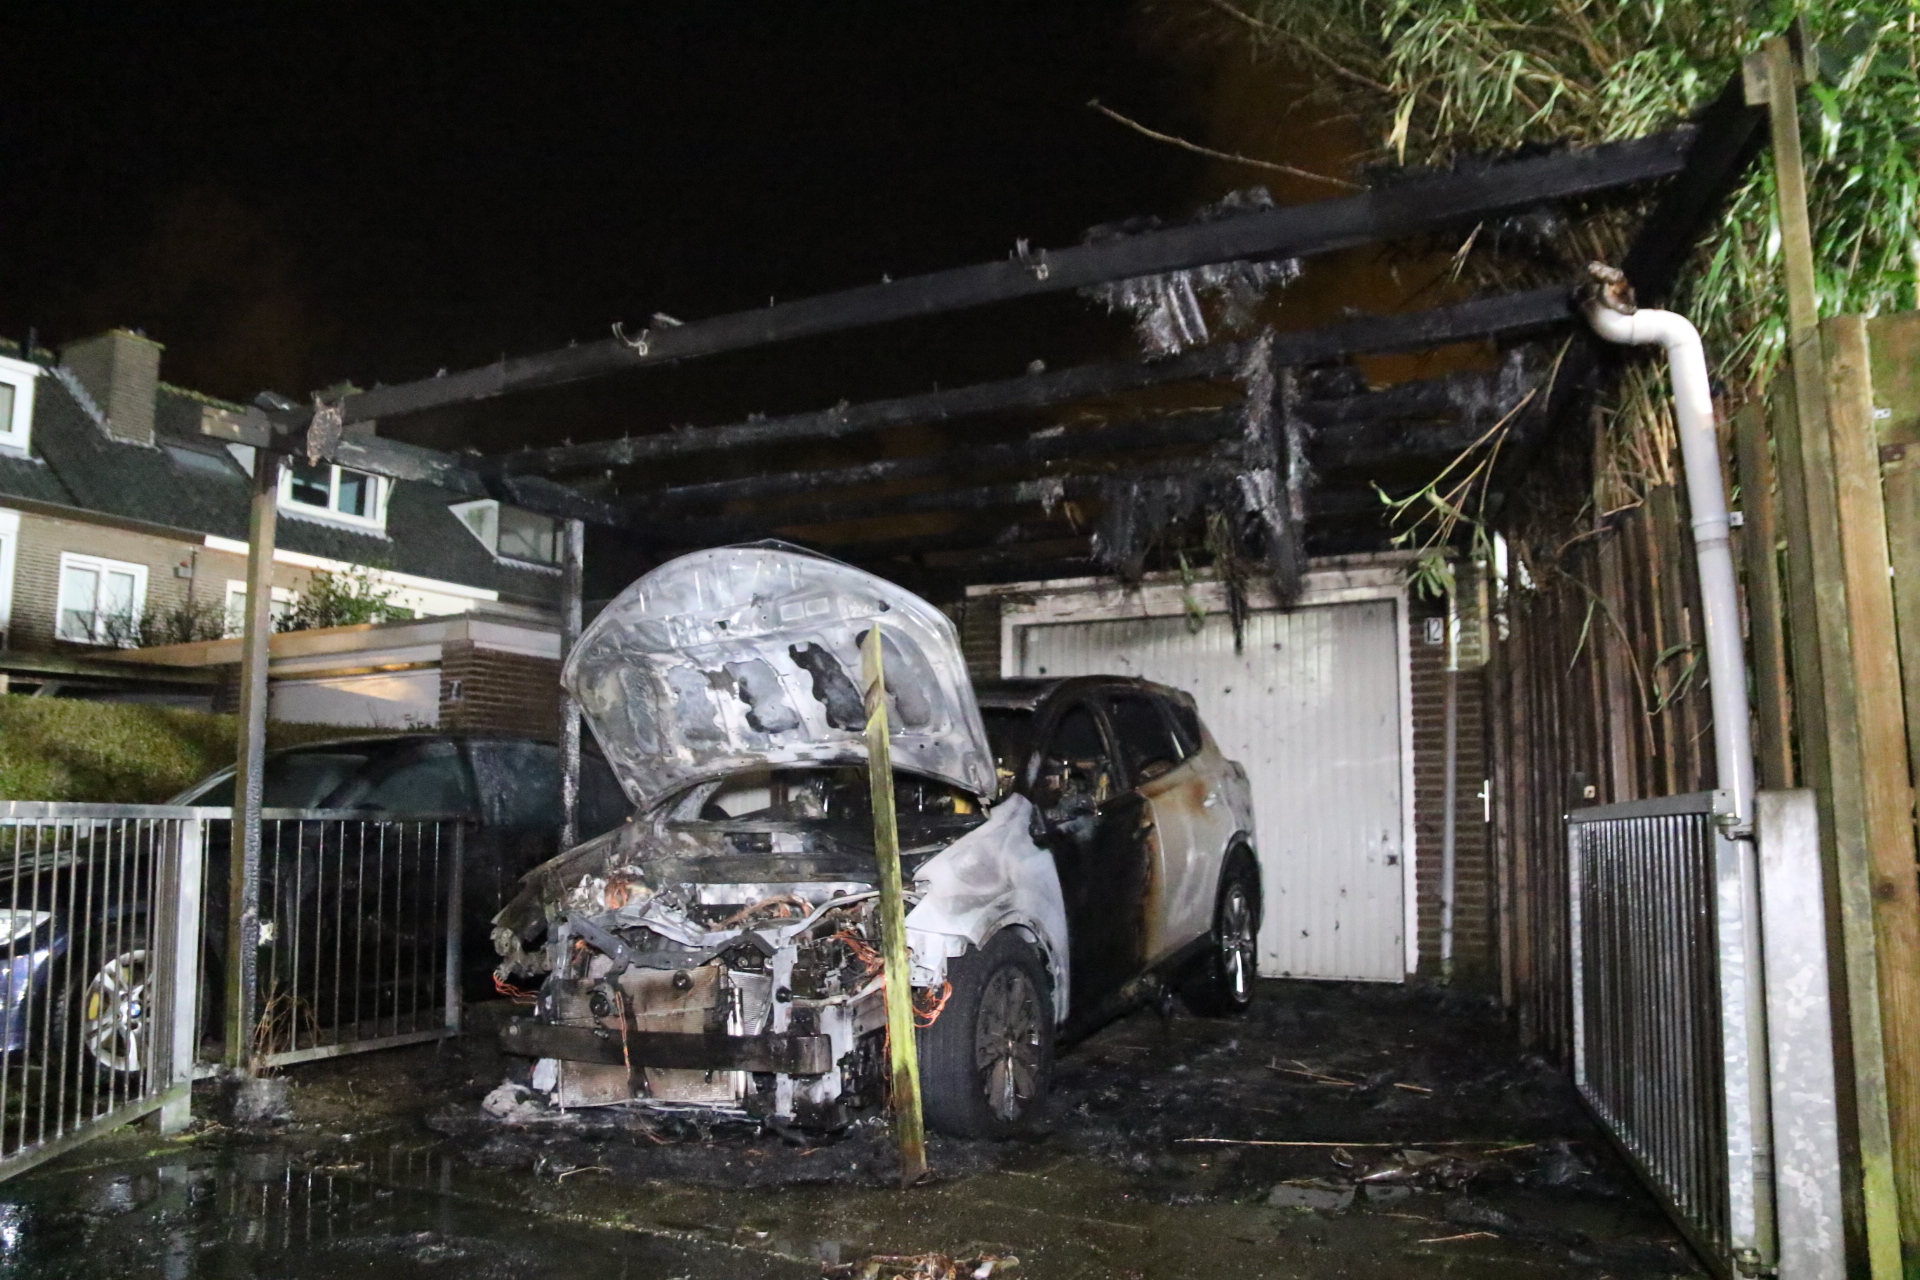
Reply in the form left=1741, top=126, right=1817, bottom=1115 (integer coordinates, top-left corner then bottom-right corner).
left=0, top=329, right=567, bottom=732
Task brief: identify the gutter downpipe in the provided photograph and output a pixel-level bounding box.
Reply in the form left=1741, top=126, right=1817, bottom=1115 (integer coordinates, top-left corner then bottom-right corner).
left=1584, top=265, right=1756, bottom=831
left=1440, top=590, right=1460, bottom=983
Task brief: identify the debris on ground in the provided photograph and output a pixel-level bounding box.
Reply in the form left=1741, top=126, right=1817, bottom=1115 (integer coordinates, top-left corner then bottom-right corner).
left=824, top=1252, right=1018, bottom=1280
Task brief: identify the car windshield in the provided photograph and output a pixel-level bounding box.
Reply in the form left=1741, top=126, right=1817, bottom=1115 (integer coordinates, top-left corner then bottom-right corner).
left=979, top=707, right=1034, bottom=799
left=676, top=767, right=980, bottom=829
left=187, top=750, right=374, bottom=809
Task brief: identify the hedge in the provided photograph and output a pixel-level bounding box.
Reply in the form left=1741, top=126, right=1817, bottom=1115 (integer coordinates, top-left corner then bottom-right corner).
left=0, top=697, right=369, bottom=804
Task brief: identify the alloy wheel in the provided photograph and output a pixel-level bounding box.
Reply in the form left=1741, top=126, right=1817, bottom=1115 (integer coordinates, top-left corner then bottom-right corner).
left=82, top=949, right=149, bottom=1075
left=974, top=965, right=1043, bottom=1123
left=1221, top=888, right=1255, bottom=1004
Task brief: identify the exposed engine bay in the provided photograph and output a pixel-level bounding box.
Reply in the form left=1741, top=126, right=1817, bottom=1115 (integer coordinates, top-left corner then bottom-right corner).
left=493, top=765, right=1068, bottom=1129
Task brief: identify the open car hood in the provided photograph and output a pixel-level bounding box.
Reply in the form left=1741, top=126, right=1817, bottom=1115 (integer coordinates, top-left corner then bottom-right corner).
left=565, top=543, right=997, bottom=811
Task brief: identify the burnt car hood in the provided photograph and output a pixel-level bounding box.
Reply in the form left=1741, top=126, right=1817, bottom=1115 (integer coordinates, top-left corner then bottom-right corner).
left=565, top=544, right=997, bottom=811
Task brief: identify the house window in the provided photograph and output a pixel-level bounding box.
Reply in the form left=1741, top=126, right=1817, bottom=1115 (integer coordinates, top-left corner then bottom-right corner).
left=280, top=459, right=387, bottom=529
left=56, top=552, right=148, bottom=645
left=498, top=505, right=560, bottom=564
left=448, top=498, right=560, bottom=565
left=0, top=354, right=41, bottom=456
left=224, top=581, right=297, bottom=637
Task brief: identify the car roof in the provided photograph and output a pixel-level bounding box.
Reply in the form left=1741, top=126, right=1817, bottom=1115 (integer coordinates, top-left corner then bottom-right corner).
left=971, top=675, right=1176, bottom=713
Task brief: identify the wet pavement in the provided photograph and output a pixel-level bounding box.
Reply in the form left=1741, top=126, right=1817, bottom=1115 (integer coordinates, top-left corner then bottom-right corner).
left=1, top=980, right=1706, bottom=1279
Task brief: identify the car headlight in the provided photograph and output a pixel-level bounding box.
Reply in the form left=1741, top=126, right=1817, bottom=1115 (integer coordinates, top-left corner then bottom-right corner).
left=0, top=911, right=51, bottom=945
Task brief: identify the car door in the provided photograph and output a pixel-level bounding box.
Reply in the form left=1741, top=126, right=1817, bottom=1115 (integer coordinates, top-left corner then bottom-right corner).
left=1103, top=688, right=1216, bottom=965
left=1030, top=696, right=1151, bottom=1016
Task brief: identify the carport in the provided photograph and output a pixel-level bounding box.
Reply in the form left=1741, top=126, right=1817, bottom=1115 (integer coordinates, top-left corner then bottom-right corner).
left=12, top=47, right=1913, bottom=1280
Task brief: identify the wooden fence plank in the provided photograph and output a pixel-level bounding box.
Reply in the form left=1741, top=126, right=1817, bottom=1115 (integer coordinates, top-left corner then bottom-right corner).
left=1824, top=316, right=1920, bottom=1240
left=1733, top=402, right=1795, bottom=789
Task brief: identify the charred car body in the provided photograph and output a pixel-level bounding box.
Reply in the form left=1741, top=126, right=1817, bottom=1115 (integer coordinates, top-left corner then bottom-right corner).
left=493, top=545, right=1259, bottom=1135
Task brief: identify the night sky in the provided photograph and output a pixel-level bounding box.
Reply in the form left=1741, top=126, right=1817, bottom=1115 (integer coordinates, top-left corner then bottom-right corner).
left=2, top=5, right=1208, bottom=448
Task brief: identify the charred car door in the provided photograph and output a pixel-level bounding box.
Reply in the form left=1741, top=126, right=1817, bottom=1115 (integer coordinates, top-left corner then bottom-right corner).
left=1103, top=689, right=1227, bottom=965
left=1032, top=697, right=1150, bottom=1018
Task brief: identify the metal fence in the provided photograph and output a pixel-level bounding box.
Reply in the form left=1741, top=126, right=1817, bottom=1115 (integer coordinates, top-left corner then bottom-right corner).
left=0, top=802, right=466, bottom=1181
left=241, top=812, right=464, bottom=1068
left=1568, top=792, right=1774, bottom=1277
left=0, top=803, right=209, bottom=1179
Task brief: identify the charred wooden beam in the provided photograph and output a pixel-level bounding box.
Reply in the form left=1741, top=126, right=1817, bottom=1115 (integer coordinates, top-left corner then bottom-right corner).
left=492, top=287, right=1572, bottom=483
left=492, top=344, right=1247, bottom=478
left=636, top=408, right=1239, bottom=514
left=807, top=520, right=1076, bottom=564
left=1296, top=368, right=1518, bottom=427
left=302, top=132, right=1689, bottom=433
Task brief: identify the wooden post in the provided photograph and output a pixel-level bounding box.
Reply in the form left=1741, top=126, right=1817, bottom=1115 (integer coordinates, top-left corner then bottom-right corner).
left=1825, top=315, right=1920, bottom=1248
left=860, top=625, right=928, bottom=1188
left=1732, top=402, right=1794, bottom=789
left=225, top=450, right=281, bottom=1072
left=1751, top=35, right=1906, bottom=1273
left=557, top=518, right=585, bottom=852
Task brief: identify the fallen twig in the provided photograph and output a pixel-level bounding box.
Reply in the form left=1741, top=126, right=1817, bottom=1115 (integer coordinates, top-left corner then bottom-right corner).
left=555, top=1164, right=611, bottom=1180
left=1392, top=1082, right=1434, bottom=1094
left=1416, top=1231, right=1499, bottom=1244
left=1176, top=1138, right=1540, bottom=1148
left=1086, top=100, right=1361, bottom=189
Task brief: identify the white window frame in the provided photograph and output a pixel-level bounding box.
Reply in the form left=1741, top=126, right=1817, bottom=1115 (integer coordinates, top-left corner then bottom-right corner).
left=223, top=580, right=297, bottom=637
left=448, top=498, right=500, bottom=554
left=278, top=460, right=389, bottom=532
left=0, top=509, right=18, bottom=643
left=55, top=551, right=149, bottom=646
left=0, top=354, right=42, bottom=457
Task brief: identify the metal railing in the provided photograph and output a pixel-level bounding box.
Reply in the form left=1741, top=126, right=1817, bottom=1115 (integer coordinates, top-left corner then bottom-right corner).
left=0, top=803, right=209, bottom=1179
left=0, top=802, right=467, bottom=1181
left=1568, top=792, right=1773, bottom=1278
left=240, top=812, right=464, bottom=1068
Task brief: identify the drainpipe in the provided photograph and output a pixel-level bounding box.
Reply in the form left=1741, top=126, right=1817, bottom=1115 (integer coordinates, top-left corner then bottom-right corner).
left=1584, top=264, right=1756, bottom=829
left=1439, top=591, right=1460, bottom=984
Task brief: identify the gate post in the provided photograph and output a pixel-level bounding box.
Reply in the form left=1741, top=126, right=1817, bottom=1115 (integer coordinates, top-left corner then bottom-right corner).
left=226, top=453, right=282, bottom=1071
left=154, top=813, right=207, bottom=1134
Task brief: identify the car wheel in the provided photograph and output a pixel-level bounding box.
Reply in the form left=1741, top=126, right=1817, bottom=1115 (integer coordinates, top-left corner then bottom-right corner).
left=52, top=929, right=154, bottom=1082
left=918, top=930, right=1053, bottom=1139
left=1182, top=856, right=1259, bottom=1017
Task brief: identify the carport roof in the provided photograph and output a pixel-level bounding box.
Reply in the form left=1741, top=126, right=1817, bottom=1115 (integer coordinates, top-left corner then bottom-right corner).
left=161, top=73, right=1766, bottom=604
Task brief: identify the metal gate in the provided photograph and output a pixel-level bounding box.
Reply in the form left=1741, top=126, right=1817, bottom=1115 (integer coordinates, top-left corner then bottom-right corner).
left=0, top=803, right=208, bottom=1179
left=0, top=802, right=467, bottom=1180
left=1569, top=790, right=1844, bottom=1280
left=241, top=811, right=465, bottom=1068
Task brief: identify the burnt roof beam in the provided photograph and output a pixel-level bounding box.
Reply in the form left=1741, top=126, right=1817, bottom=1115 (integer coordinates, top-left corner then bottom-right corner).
left=300, top=130, right=1691, bottom=434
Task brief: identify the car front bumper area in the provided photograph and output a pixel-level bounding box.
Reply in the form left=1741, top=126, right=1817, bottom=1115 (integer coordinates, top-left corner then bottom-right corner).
left=500, top=1018, right=832, bottom=1075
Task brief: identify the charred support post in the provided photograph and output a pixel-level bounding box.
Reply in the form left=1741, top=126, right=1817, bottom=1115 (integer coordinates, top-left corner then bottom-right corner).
left=860, top=626, right=928, bottom=1187
left=1235, top=335, right=1304, bottom=604
left=225, top=450, right=282, bottom=1072
left=558, top=518, right=585, bottom=852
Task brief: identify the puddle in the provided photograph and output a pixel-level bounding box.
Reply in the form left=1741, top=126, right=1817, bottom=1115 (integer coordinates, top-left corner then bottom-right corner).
left=0, top=1150, right=813, bottom=1280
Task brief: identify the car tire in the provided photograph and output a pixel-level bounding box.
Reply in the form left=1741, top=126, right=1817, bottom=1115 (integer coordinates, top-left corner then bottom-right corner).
left=918, top=930, right=1054, bottom=1139
left=54, top=918, right=154, bottom=1084
left=1181, top=855, right=1260, bottom=1017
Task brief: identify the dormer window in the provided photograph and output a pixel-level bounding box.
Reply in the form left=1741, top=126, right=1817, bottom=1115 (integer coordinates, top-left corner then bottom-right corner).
left=0, top=353, right=42, bottom=456
left=280, top=459, right=388, bottom=531
left=449, top=498, right=560, bottom=566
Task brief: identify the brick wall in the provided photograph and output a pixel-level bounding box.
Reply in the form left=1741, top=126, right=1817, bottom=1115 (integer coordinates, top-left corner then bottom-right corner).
left=437, top=640, right=561, bottom=738
left=1408, top=600, right=1493, bottom=987
left=4, top=506, right=310, bottom=652
left=943, top=596, right=1003, bottom=682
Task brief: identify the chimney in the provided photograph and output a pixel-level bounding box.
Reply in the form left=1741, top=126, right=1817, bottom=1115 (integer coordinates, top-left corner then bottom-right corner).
left=60, top=329, right=163, bottom=445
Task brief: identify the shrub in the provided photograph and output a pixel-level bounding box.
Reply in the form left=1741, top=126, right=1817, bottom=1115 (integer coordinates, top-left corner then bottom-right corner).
left=0, top=699, right=370, bottom=803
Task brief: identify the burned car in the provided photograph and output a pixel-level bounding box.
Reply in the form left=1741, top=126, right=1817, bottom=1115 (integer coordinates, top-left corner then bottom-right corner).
left=492, top=544, right=1259, bottom=1136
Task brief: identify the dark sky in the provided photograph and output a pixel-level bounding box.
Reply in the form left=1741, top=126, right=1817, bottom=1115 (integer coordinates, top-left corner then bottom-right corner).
left=2, top=4, right=1203, bottom=446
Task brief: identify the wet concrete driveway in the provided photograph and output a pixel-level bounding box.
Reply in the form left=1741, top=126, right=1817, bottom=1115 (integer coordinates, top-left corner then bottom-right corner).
left=3, top=981, right=1705, bottom=1279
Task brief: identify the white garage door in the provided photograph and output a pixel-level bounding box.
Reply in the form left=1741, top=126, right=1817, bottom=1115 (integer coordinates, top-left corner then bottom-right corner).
left=1014, top=599, right=1407, bottom=982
